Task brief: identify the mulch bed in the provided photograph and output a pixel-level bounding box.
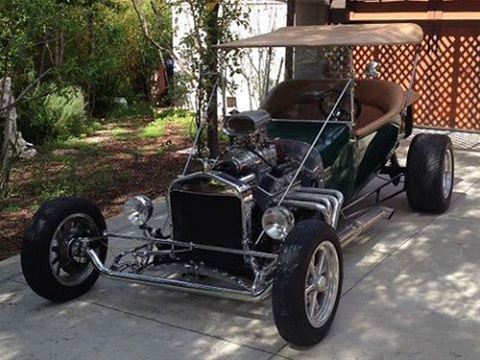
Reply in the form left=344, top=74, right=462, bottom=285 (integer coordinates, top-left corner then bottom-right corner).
left=0, top=119, right=193, bottom=261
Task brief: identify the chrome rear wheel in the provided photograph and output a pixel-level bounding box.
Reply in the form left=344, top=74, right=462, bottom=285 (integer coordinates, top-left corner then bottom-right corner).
left=442, top=148, right=454, bottom=199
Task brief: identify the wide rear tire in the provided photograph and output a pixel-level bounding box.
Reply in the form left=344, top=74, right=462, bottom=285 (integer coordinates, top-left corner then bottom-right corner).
left=406, top=134, right=454, bottom=213
left=21, top=197, right=108, bottom=302
left=272, top=220, right=343, bottom=346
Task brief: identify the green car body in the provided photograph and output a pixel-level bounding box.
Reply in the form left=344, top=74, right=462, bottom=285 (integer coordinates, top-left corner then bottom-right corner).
left=268, top=119, right=403, bottom=202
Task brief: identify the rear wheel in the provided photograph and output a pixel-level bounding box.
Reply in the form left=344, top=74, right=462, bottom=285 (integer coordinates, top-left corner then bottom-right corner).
left=21, top=197, right=108, bottom=302
left=406, top=134, right=454, bottom=213
left=272, top=220, right=343, bottom=346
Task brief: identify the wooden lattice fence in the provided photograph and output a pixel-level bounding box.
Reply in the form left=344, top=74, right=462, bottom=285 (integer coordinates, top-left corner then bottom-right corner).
left=354, top=24, right=480, bottom=130
left=345, top=0, right=480, bottom=130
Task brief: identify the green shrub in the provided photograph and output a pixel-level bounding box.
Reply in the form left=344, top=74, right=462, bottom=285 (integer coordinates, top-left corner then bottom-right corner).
left=19, top=86, right=88, bottom=144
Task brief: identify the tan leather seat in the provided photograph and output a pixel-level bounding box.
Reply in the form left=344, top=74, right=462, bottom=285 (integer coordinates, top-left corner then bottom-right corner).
left=261, top=78, right=420, bottom=137
left=261, top=79, right=346, bottom=120
left=354, top=79, right=419, bottom=137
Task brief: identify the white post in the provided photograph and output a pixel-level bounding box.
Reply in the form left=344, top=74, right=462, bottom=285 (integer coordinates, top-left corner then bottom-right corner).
left=349, top=46, right=356, bottom=128
left=404, top=44, right=421, bottom=113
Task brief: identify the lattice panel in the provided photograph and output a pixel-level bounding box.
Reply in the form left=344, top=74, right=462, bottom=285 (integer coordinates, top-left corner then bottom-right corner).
left=295, top=46, right=351, bottom=80
left=455, top=34, right=480, bottom=130
left=324, top=46, right=351, bottom=79
left=354, top=27, right=480, bottom=130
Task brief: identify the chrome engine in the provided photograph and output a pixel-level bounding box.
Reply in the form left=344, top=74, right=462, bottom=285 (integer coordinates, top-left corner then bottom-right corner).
left=214, top=142, right=277, bottom=178
left=216, top=110, right=277, bottom=178
left=165, top=110, right=326, bottom=274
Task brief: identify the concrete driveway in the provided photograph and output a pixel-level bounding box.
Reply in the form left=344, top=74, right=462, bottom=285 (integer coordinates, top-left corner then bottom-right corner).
left=1, top=146, right=480, bottom=359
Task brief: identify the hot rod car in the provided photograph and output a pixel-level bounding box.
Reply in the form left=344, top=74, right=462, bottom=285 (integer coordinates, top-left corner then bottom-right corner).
left=21, top=23, right=454, bottom=346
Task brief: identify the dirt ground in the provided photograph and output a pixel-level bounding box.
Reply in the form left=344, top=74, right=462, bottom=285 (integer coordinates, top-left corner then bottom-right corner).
left=0, top=115, right=193, bottom=261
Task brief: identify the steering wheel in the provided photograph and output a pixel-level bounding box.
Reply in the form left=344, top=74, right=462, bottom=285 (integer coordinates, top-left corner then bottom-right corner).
left=318, top=89, right=361, bottom=122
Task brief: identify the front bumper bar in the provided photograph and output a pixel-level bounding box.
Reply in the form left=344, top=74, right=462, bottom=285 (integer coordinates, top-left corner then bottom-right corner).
left=85, top=233, right=274, bottom=302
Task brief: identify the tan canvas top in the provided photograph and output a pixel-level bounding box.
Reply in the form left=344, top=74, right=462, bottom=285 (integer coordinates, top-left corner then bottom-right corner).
left=215, top=23, right=423, bottom=48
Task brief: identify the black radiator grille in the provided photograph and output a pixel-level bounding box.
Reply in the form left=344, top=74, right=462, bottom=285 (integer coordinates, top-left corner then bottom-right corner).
left=170, top=190, right=245, bottom=268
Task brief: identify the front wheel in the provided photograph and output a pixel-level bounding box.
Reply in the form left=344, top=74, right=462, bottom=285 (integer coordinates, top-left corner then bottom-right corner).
left=21, top=197, right=108, bottom=302
left=272, top=220, right=343, bottom=346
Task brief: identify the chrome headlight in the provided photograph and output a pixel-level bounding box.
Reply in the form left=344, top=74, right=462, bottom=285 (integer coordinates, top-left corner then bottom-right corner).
left=262, top=206, right=295, bottom=240
left=124, top=195, right=153, bottom=226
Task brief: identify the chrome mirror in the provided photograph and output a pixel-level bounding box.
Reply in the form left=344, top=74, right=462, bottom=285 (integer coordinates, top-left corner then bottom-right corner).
left=365, top=61, right=381, bottom=78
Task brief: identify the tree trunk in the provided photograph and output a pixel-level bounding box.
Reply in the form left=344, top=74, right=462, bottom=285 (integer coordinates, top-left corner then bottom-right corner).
left=0, top=78, right=13, bottom=193
left=88, top=10, right=96, bottom=116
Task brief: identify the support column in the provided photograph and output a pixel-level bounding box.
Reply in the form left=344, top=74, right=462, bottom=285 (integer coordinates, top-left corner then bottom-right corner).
left=285, top=0, right=295, bottom=80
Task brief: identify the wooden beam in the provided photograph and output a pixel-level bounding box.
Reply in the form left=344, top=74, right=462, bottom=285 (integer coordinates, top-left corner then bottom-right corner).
left=347, top=0, right=480, bottom=13
left=349, top=11, right=480, bottom=21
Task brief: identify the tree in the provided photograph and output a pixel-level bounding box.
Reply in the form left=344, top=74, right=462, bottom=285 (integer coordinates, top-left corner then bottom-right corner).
left=133, top=0, right=248, bottom=157
left=0, top=0, right=58, bottom=194
left=0, top=0, right=172, bottom=193
left=175, top=0, right=249, bottom=157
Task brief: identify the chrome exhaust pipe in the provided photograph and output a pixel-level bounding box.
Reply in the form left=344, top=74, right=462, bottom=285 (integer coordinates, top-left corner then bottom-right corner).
left=338, top=207, right=393, bottom=247
left=280, top=187, right=344, bottom=228
left=86, top=249, right=271, bottom=302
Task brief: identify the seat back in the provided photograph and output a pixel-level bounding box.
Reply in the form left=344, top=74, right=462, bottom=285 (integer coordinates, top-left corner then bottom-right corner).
left=354, top=79, right=406, bottom=137
left=261, top=79, right=346, bottom=120
left=261, top=78, right=416, bottom=137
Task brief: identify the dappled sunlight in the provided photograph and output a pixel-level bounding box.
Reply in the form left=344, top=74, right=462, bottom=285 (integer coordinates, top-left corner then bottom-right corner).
left=3, top=150, right=480, bottom=358
left=446, top=186, right=480, bottom=220
left=326, top=217, right=480, bottom=357
left=1, top=110, right=194, bottom=260
left=281, top=171, right=480, bottom=358
left=83, top=279, right=285, bottom=353
left=284, top=250, right=480, bottom=358
left=83, top=134, right=111, bottom=144
left=379, top=261, right=480, bottom=320
left=0, top=280, right=271, bottom=359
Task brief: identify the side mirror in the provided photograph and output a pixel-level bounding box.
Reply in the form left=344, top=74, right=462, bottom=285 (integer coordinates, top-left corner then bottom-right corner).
left=365, top=61, right=381, bottom=78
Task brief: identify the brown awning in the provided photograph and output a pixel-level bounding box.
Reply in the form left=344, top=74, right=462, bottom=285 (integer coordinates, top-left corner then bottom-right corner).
left=215, top=23, right=423, bottom=49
